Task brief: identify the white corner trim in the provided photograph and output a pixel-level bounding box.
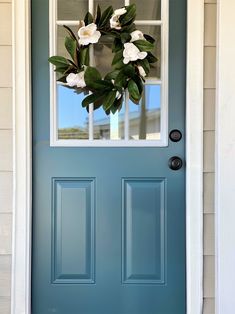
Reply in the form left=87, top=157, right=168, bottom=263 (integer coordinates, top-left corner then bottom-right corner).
left=186, top=0, right=204, bottom=313
left=11, top=1, right=32, bottom=314
left=215, top=1, right=235, bottom=313
left=11, top=0, right=204, bottom=313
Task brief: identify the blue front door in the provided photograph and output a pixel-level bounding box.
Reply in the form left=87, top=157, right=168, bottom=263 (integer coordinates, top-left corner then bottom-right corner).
left=32, top=0, right=186, bottom=313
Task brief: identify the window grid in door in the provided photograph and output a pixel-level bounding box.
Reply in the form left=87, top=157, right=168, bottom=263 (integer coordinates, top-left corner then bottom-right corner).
left=49, top=0, right=169, bottom=146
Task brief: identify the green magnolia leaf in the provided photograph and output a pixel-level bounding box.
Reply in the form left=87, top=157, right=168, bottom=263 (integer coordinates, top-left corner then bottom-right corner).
left=120, top=32, right=131, bottom=44
left=110, top=95, right=123, bottom=114
left=132, top=74, right=143, bottom=95
left=48, top=56, right=69, bottom=67
left=54, top=65, right=69, bottom=73
left=63, top=25, right=78, bottom=42
left=95, top=4, right=101, bottom=24
left=121, top=23, right=136, bottom=33
left=80, top=47, right=90, bottom=66
left=128, top=79, right=141, bottom=102
left=84, top=12, right=94, bottom=25
left=110, top=106, right=118, bottom=114
left=143, top=34, right=155, bottom=44
left=68, top=59, right=78, bottom=68
left=104, top=70, right=120, bottom=80
left=103, top=90, right=117, bottom=111
left=134, top=40, right=154, bottom=52
left=138, top=59, right=150, bottom=75
left=112, top=50, right=123, bottom=66
left=112, top=38, right=123, bottom=53
left=82, top=92, right=104, bottom=107
left=114, top=71, right=127, bottom=88
left=113, top=59, right=125, bottom=70
left=65, top=37, right=78, bottom=64
left=86, top=80, right=107, bottom=93
left=57, top=75, right=67, bottom=83
left=119, top=4, right=136, bottom=26
left=93, top=96, right=104, bottom=110
left=88, top=79, right=113, bottom=90
left=63, top=65, right=77, bottom=75
left=99, top=6, right=113, bottom=28
left=123, top=64, right=135, bottom=77
left=147, top=52, right=158, bottom=63
left=84, top=66, right=102, bottom=87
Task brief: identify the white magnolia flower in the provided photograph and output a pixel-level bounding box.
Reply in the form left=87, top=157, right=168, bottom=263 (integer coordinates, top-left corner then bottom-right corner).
left=78, top=23, right=101, bottom=46
left=130, top=30, right=145, bottom=42
left=114, top=8, right=127, bottom=16
left=123, top=43, right=147, bottom=64
left=66, top=71, right=86, bottom=88
left=110, top=7, right=127, bottom=30
left=137, top=65, right=147, bottom=77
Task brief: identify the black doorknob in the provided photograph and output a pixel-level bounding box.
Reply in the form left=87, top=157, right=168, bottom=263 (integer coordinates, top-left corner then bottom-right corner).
left=168, top=156, right=183, bottom=170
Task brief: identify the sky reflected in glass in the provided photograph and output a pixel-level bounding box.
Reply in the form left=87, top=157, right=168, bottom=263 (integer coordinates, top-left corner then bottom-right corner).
left=57, top=84, right=161, bottom=141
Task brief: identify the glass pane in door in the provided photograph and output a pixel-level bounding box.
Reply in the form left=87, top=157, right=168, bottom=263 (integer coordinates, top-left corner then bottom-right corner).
left=58, top=0, right=88, bottom=20
left=57, top=26, right=79, bottom=59
left=93, top=104, right=125, bottom=140
left=137, top=25, right=161, bottom=78
left=57, top=85, right=89, bottom=139
left=129, top=84, right=161, bottom=140
left=130, top=0, right=161, bottom=20
left=94, top=0, right=124, bottom=12
left=94, top=35, right=113, bottom=76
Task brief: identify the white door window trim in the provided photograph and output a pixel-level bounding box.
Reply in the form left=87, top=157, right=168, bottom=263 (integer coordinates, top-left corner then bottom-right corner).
left=11, top=0, right=204, bottom=313
left=50, top=0, right=169, bottom=147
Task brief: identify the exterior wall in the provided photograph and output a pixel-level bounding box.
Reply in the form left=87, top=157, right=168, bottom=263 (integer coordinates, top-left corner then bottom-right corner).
left=0, top=1, right=216, bottom=313
left=0, top=0, right=13, bottom=313
left=203, top=0, right=216, bottom=313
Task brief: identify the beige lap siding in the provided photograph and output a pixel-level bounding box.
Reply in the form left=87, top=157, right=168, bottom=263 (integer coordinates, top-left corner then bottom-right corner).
left=0, top=1, right=12, bottom=314
left=203, top=0, right=216, bottom=313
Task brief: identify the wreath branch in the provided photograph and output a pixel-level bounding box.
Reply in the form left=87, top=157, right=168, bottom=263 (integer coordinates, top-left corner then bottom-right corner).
left=49, top=4, right=158, bottom=115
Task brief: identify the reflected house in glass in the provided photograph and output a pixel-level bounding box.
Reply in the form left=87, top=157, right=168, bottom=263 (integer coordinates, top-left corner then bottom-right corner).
left=58, top=84, right=161, bottom=140
left=58, top=107, right=160, bottom=140
left=58, top=124, right=89, bottom=139
left=93, top=108, right=160, bottom=140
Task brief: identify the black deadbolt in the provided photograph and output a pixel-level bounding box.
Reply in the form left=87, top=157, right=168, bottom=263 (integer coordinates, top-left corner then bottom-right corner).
left=169, top=129, right=182, bottom=142
left=168, top=156, right=183, bottom=170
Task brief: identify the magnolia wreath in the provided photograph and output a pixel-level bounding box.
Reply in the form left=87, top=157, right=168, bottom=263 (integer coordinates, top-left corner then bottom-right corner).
left=49, top=4, right=158, bottom=115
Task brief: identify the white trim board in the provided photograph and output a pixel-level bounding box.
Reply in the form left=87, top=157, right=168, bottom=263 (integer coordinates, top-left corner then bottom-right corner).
left=215, top=1, right=235, bottom=313
left=11, top=0, right=204, bottom=313
left=11, top=0, right=32, bottom=314
left=186, top=0, right=204, bottom=312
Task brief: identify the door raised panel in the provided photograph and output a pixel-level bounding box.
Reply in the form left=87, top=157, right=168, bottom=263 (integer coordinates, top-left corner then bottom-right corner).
left=52, top=178, right=95, bottom=284
left=122, top=178, right=166, bottom=284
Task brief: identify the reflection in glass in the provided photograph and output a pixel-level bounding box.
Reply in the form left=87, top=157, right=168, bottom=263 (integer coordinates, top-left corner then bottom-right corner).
left=57, top=84, right=89, bottom=139
left=138, top=25, right=161, bottom=78
left=129, top=85, right=161, bottom=140
left=58, top=0, right=88, bottom=20
left=57, top=26, right=79, bottom=59
left=93, top=104, right=125, bottom=140
left=94, top=35, right=113, bottom=76
left=94, top=0, right=124, bottom=12
left=130, top=0, right=161, bottom=20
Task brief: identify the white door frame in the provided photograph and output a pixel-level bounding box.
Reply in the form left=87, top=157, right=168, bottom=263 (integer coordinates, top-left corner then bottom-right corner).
left=215, top=0, right=235, bottom=313
left=11, top=0, right=204, bottom=313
